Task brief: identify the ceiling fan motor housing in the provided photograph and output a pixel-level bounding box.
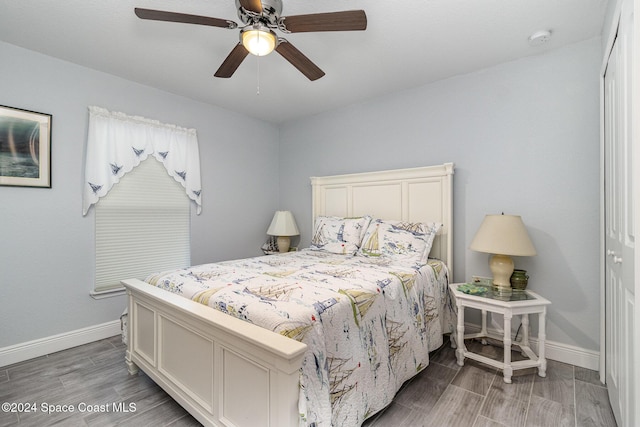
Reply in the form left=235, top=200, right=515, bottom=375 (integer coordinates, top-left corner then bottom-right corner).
left=236, top=0, right=283, bottom=26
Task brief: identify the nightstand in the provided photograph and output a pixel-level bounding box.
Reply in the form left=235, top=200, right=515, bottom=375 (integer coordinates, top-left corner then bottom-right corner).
left=449, top=283, right=551, bottom=383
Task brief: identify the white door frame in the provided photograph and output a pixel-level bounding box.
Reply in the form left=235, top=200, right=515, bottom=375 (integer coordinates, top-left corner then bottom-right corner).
left=633, top=3, right=640, bottom=426
left=599, top=1, right=640, bottom=426
left=599, top=0, right=621, bottom=386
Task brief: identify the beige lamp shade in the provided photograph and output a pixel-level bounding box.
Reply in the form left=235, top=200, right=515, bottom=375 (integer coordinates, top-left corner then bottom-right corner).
left=469, top=214, right=536, bottom=289
left=469, top=215, right=537, bottom=256
left=267, top=211, right=299, bottom=253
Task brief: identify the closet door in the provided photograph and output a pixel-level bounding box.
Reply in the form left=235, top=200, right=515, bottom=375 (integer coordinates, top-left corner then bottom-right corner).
left=604, top=1, right=635, bottom=425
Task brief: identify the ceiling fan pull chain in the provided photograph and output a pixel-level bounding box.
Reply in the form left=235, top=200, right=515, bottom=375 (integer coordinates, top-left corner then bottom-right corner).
left=255, top=28, right=261, bottom=95
left=256, top=55, right=261, bottom=95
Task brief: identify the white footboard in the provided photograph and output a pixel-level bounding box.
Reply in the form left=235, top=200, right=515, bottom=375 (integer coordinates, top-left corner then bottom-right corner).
left=122, top=279, right=307, bottom=427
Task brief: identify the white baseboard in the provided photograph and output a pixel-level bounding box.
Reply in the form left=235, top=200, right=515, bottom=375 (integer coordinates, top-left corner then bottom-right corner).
left=1, top=319, right=600, bottom=372
left=0, top=320, right=122, bottom=368
left=462, top=322, right=600, bottom=371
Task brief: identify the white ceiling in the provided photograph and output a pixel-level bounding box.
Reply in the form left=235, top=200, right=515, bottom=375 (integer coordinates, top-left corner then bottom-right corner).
left=0, top=0, right=609, bottom=124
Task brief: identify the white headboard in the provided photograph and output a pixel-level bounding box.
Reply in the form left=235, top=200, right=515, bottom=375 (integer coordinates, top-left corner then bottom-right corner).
left=310, top=163, right=454, bottom=278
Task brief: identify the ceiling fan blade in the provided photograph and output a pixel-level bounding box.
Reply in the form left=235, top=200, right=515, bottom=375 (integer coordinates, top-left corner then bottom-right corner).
left=134, top=8, right=237, bottom=29
left=238, top=0, right=263, bottom=14
left=276, top=40, right=325, bottom=81
left=280, top=10, right=367, bottom=33
left=214, top=44, right=250, bottom=78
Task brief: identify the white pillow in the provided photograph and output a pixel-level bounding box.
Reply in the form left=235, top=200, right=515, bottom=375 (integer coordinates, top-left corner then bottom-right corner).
left=358, top=219, right=441, bottom=265
left=310, top=215, right=372, bottom=255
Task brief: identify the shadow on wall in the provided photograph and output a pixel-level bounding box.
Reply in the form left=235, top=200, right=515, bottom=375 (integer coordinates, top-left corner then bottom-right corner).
left=525, top=226, right=598, bottom=350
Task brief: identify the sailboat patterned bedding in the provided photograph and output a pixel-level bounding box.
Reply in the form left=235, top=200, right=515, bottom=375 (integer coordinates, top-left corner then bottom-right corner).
left=145, top=217, right=454, bottom=427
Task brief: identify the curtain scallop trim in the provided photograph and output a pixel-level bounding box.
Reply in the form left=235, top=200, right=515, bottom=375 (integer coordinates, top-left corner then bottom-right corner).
left=82, top=106, right=202, bottom=215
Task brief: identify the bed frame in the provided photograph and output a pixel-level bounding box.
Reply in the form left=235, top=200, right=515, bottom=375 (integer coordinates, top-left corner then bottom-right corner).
left=122, top=162, right=454, bottom=427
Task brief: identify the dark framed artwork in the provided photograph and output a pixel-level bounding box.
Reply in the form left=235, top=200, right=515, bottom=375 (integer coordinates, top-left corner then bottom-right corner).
left=0, top=105, right=52, bottom=188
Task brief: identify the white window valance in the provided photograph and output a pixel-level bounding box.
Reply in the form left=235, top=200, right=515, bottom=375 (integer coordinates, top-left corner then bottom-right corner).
left=82, top=106, right=202, bottom=215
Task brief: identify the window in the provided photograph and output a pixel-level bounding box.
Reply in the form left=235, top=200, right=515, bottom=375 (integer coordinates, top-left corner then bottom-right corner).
left=92, top=158, right=190, bottom=297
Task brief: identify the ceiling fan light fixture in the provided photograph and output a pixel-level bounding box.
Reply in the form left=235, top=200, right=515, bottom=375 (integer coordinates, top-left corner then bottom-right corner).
left=241, top=26, right=277, bottom=56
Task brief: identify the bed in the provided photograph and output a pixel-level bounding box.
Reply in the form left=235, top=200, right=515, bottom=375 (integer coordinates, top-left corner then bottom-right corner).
left=122, top=163, right=454, bottom=427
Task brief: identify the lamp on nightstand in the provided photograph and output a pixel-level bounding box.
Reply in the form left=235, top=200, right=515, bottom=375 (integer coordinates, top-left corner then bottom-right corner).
left=469, top=214, right=536, bottom=292
left=267, top=211, right=299, bottom=253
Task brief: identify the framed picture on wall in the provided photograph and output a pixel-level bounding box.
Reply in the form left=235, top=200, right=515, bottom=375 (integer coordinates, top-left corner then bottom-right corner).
left=0, top=105, right=52, bottom=188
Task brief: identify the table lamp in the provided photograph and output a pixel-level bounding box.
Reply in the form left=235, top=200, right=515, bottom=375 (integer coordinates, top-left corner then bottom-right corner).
left=267, top=211, right=299, bottom=253
left=469, top=214, right=536, bottom=291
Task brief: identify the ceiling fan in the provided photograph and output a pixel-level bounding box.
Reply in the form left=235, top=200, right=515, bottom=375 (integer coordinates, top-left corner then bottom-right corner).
left=134, top=0, right=367, bottom=81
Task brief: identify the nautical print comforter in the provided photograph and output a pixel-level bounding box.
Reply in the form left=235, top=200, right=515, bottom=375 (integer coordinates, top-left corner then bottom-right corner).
left=146, top=249, right=454, bottom=427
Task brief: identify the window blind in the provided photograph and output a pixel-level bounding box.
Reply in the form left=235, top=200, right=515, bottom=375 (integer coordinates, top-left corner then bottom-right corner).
left=95, top=158, right=190, bottom=293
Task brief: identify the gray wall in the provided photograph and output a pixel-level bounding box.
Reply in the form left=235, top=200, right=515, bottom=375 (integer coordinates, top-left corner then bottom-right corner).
left=1, top=36, right=603, bottom=355
left=278, top=38, right=602, bottom=351
left=0, top=41, right=279, bottom=348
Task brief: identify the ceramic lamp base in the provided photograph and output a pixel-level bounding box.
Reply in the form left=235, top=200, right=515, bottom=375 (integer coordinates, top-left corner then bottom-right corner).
left=277, top=236, right=291, bottom=253
left=489, top=253, right=514, bottom=290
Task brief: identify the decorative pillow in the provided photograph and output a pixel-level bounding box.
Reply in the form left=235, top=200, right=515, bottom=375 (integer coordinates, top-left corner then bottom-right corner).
left=358, top=219, right=441, bottom=265
left=310, top=215, right=372, bottom=255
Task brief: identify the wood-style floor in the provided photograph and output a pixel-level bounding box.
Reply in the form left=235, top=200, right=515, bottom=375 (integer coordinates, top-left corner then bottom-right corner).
left=364, top=337, right=617, bottom=427
left=0, top=335, right=617, bottom=427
